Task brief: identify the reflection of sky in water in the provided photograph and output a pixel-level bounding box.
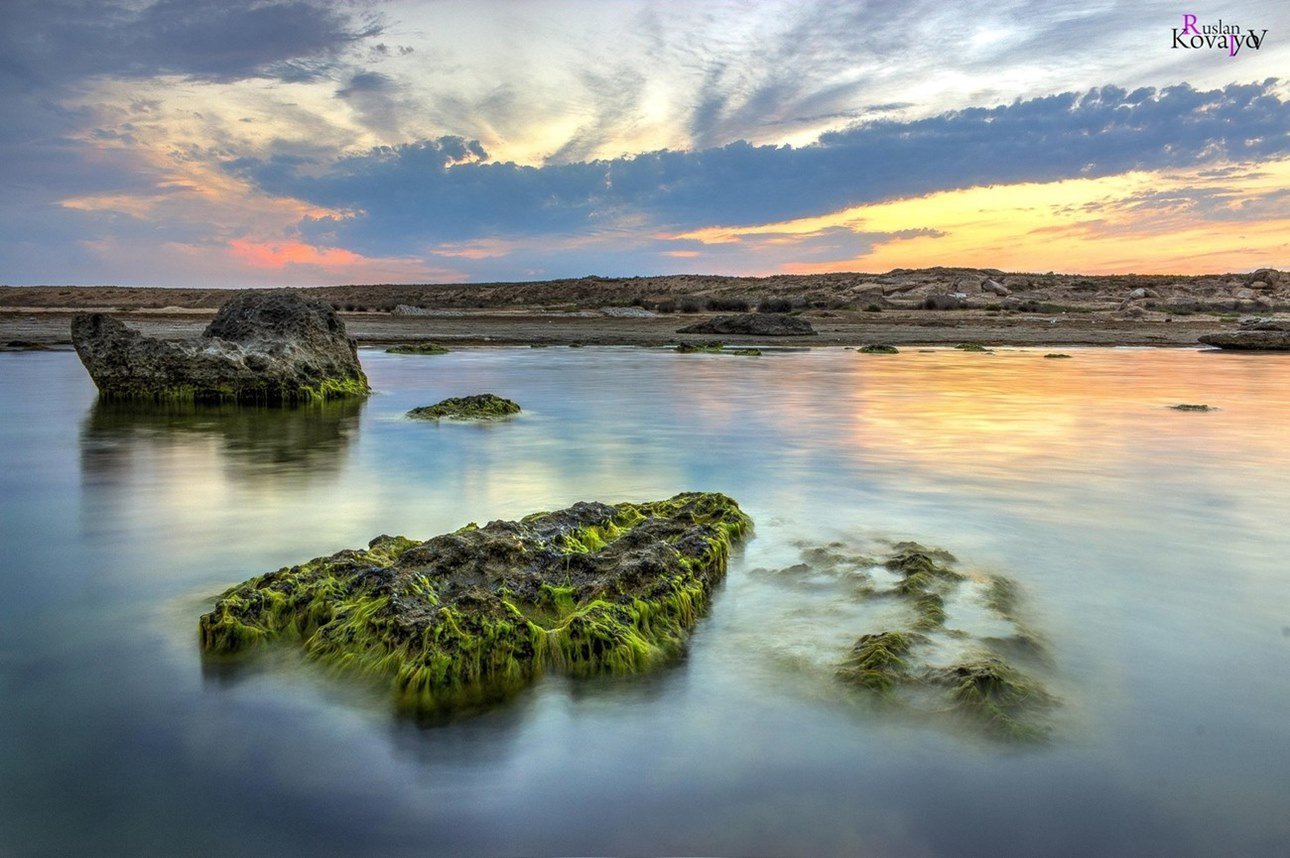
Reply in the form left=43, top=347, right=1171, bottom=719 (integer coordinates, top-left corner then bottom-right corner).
left=2, top=346, right=1290, bottom=854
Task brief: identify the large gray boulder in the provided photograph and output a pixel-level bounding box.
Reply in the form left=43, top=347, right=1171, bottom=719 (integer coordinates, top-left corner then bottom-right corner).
left=676, top=313, right=816, bottom=336
left=72, top=290, right=369, bottom=402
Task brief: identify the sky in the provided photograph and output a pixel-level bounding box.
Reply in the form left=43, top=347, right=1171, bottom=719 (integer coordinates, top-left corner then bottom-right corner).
left=1, top=0, right=1287, bottom=287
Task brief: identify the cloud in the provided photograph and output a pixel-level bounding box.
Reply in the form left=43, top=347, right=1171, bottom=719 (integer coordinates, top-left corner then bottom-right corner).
left=226, top=80, right=1290, bottom=258
left=0, top=0, right=379, bottom=86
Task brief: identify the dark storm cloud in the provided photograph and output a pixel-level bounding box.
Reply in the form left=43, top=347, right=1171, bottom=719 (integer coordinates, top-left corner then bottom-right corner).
left=0, top=0, right=380, bottom=86
left=226, top=80, right=1290, bottom=256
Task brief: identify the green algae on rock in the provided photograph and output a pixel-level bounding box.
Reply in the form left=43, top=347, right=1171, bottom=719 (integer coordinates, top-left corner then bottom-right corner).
left=730, top=348, right=763, bottom=356
left=1044, top=353, right=1073, bottom=359
left=1169, top=403, right=1215, bottom=412
left=408, top=394, right=521, bottom=421
left=858, top=344, right=899, bottom=354
left=386, top=342, right=450, bottom=355
left=954, top=343, right=992, bottom=352
left=757, top=538, right=1055, bottom=742
left=199, top=492, right=751, bottom=715
left=840, top=543, right=1053, bottom=741
left=675, top=341, right=726, bottom=353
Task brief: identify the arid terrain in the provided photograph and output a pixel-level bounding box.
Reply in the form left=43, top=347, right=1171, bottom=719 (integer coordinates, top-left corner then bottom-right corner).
left=3, top=267, right=1284, bottom=348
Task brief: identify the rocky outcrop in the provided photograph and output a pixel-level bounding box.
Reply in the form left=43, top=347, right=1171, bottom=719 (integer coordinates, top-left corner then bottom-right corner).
left=677, top=313, right=816, bottom=336
left=200, top=492, right=751, bottom=715
left=1199, top=319, right=1290, bottom=350
left=72, top=290, right=369, bottom=402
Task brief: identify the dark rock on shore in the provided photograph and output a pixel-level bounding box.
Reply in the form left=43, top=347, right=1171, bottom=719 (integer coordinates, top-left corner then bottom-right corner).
left=199, top=492, right=751, bottom=715
left=72, top=291, right=368, bottom=402
left=408, top=393, right=520, bottom=420
left=677, top=313, right=816, bottom=336
left=1199, top=330, right=1290, bottom=350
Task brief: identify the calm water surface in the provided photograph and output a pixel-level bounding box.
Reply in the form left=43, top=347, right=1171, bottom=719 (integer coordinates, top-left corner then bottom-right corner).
left=2, top=346, right=1289, bottom=856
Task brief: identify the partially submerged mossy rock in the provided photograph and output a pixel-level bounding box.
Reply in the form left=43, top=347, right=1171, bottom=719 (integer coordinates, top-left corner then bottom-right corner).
left=199, top=492, right=751, bottom=714
left=759, top=539, right=1056, bottom=742
left=386, top=342, right=450, bottom=355
left=858, top=344, right=899, bottom=354
left=954, top=342, right=992, bottom=352
left=71, top=290, right=369, bottom=403
left=675, top=341, right=725, bottom=353
left=408, top=394, right=520, bottom=421
left=839, top=544, right=1053, bottom=741
left=1169, top=403, right=1215, bottom=412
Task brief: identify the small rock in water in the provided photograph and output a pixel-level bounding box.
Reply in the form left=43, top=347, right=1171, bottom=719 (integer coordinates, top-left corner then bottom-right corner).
left=1169, top=404, right=1215, bottom=412
left=1044, top=353, right=1072, bottom=359
left=386, top=342, right=450, bottom=355
left=408, top=394, right=520, bottom=420
left=858, top=344, right=899, bottom=354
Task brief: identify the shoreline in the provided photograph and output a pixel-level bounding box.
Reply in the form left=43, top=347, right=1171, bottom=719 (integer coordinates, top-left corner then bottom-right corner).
left=0, top=307, right=1243, bottom=350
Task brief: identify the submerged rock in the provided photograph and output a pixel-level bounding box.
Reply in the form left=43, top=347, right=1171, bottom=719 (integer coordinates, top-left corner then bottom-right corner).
left=757, top=539, right=1056, bottom=741
left=199, top=492, right=751, bottom=714
left=858, top=344, right=899, bottom=354
left=386, top=342, right=451, bottom=355
left=677, top=313, right=816, bottom=336
left=1198, top=330, right=1290, bottom=350
left=408, top=394, right=520, bottom=420
left=72, top=291, right=368, bottom=403
left=675, top=341, right=726, bottom=353
left=1170, top=403, right=1215, bottom=412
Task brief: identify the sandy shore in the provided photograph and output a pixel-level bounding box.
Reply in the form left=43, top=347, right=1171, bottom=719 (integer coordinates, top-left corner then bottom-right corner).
left=0, top=306, right=1233, bottom=349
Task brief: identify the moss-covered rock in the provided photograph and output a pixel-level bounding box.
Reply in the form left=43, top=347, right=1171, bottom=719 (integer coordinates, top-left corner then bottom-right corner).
left=675, top=341, right=725, bottom=353
left=1169, top=403, right=1214, bottom=412
left=199, top=492, right=751, bottom=715
left=751, top=539, right=1057, bottom=742
left=858, top=344, right=899, bottom=354
left=1043, top=353, right=1072, bottom=359
left=954, top=342, right=992, bottom=352
left=830, top=543, right=1054, bottom=741
left=386, top=342, right=450, bottom=355
left=408, top=394, right=521, bottom=421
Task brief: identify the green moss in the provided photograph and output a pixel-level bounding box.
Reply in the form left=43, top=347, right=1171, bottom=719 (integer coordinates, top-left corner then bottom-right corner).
left=408, top=394, right=521, bottom=421
left=983, top=576, right=1019, bottom=616
left=858, top=344, right=899, bottom=354
left=838, top=631, right=919, bottom=691
left=730, top=348, right=763, bottom=356
left=954, top=343, right=992, bottom=352
left=1043, top=353, right=1072, bottom=359
left=675, top=341, right=725, bottom=353
left=97, top=373, right=371, bottom=404
left=200, top=492, right=751, bottom=716
left=929, top=657, right=1055, bottom=741
left=386, top=342, right=450, bottom=355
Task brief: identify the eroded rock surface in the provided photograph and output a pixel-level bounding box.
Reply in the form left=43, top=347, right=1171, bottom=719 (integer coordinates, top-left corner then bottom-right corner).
left=72, top=291, right=368, bottom=402
left=200, top=492, right=751, bottom=715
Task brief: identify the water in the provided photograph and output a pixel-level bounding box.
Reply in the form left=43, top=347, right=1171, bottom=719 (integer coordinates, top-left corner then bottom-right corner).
left=2, top=346, right=1289, bottom=856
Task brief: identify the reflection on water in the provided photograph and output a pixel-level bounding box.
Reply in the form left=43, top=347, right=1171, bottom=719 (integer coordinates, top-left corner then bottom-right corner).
left=81, top=397, right=364, bottom=485
left=3, top=346, right=1290, bottom=855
